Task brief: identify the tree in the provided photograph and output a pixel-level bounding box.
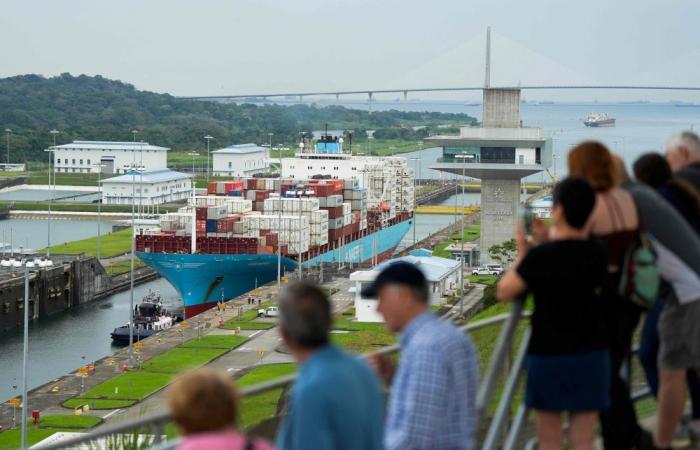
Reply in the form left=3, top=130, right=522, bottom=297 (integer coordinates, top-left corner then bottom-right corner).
left=488, top=239, right=517, bottom=266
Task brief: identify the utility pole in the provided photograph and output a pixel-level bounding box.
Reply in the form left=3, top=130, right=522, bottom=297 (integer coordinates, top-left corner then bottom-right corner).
left=4, top=128, right=11, bottom=164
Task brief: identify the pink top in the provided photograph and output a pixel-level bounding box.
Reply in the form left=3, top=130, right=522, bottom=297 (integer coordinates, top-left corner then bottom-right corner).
left=177, top=432, right=274, bottom=450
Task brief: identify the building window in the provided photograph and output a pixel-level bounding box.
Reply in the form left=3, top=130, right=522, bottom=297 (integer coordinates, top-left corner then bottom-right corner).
left=80, top=159, right=83, bottom=165
left=228, top=162, right=232, bottom=168
left=57, top=158, right=61, bottom=164
left=72, top=159, right=76, bottom=164
left=72, top=168, right=76, bottom=173
left=87, top=159, right=91, bottom=165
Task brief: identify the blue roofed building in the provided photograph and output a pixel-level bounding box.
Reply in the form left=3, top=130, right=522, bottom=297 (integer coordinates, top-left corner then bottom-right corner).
left=349, top=251, right=461, bottom=322
left=212, top=143, right=270, bottom=177
left=101, top=169, right=192, bottom=206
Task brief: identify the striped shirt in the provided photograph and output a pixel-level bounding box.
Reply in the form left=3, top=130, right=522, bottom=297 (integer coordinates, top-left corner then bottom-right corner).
left=385, top=311, right=479, bottom=450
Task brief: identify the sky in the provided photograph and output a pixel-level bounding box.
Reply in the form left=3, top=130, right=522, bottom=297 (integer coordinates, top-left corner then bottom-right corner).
left=1, top=0, right=699, bottom=101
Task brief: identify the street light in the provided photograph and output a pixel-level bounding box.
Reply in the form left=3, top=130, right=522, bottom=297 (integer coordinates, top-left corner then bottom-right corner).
left=268, top=133, right=283, bottom=292
left=4, top=128, right=11, bottom=165
left=92, top=163, right=106, bottom=259
left=454, top=153, right=475, bottom=316
left=204, top=135, right=213, bottom=182
left=187, top=152, right=199, bottom=198
left=409, top=157, right=419, bottom=247
left=297, top=140, right=305, bottom=279
left=126, top=163, right=144, bottom=365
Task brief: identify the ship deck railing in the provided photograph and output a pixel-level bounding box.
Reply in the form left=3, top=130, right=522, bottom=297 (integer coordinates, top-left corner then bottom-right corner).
left=35, top=300, right=652, bottom=450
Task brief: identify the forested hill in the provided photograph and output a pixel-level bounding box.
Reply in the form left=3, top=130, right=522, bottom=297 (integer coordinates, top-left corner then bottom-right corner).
left=0, top=73, right=476, bottom=161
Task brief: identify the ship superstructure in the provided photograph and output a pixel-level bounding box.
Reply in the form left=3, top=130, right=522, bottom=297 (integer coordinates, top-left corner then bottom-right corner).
left=583, top=113, right=616, bottom=127
left=136, top=133, right=415, bottom=317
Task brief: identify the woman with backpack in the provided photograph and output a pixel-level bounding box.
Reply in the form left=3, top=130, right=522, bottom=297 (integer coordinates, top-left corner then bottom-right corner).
left=634, top=153, right=700, bottom=447
left=568, top=141, right=651, bottom=450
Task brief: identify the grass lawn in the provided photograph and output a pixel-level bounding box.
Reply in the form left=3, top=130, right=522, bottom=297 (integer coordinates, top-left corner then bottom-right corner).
left=41, top=228, right=132, bottom=258
left=142, top=347, right=227, bottom=374
left=105, top=259, right=144, bottom=276
left=181, top=335, right=248, bottom=349
left=78, top=371, right=173, bottom=401
left=469, top=275, right=498, bottom=285
left=433, top=222, right=481, bottom=258
left=221, top=303, right=275, bottom=330
left=0, top=428, right=68, bottom=449
left=35, top=415, right=102, bottom=429
left=331, top=317, right=396, bottom=353
left=0, top=201, right=174, bottom=214
left=62, top=398, right=136, bottom=410
left=237, top=363, right=297, bottom=428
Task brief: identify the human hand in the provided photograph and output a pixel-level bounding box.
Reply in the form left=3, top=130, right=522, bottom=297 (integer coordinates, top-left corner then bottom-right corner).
left=368, top=353, right=395, bottom=384
left=531, top=217, right=550, bottom=244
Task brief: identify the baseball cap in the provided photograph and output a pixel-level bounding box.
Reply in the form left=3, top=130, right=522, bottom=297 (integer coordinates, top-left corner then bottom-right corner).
left=360, top=261, right=427, bottom=298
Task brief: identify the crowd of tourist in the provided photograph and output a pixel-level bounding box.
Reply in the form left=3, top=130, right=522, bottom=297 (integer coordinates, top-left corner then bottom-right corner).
left=165, top=130, right=700, bottom=450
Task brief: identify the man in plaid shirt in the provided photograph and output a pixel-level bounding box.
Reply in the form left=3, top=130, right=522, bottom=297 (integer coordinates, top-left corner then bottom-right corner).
left=365, top=262, right=478, bottom=450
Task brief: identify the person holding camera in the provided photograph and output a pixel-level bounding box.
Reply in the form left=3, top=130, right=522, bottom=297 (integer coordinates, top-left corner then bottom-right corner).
left=497, top=177, right=611, bottom=450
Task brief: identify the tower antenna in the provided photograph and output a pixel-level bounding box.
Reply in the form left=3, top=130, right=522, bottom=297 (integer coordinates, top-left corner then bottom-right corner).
left=484, top=26, right=491, bottom=88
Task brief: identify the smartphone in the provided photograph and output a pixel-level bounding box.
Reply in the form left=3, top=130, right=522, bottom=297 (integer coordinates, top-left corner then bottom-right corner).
left=521, top=205, right=534, bottom=236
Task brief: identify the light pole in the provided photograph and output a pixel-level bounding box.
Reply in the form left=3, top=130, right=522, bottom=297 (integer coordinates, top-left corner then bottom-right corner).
left=187, top=152, right=199, bottom=198
left=92, top=163, right=106, bottom=259
left=126, top=163, right=142, bottom=365
left=455, top=153, right=475, bottom=316
left=204, top=135, right=213, bottom=182
left=4, top=128, right=11, bottom=164
left=45, top=128, right=58, bottom=257
left=20, top=258, right=37, bottom=450
left=298, top=140, right=304, bottom=279
left=410, top=157, right=419, bottom=247
left=269, top=133, right=283, bottom=292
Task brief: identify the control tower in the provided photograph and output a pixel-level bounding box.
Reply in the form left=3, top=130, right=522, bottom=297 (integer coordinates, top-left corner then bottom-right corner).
left=427, top=29, right=552, bottom=262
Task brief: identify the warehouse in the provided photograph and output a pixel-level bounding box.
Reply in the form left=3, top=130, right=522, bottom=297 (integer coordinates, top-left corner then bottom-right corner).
left=101, top=169, right=192, bottom=205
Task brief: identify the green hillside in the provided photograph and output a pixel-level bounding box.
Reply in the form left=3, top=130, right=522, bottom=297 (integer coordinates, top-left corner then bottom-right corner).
left=0, top=73, right=476, bottom=162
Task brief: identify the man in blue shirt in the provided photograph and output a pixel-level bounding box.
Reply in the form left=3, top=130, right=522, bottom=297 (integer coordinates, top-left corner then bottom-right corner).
left=276, top=281, right=384, bottom=450
left=364, top=262, right=479, bottom=450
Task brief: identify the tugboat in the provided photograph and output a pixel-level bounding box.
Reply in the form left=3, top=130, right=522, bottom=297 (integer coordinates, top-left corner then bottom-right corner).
left=583, top=113, right=616, bottom=127
left=110, top=291, right=175, bottom=344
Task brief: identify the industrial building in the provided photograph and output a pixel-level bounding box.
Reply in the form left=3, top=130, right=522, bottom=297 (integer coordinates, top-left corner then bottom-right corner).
left=48, top=140, right=169, bottom=174
left=211, top=144, right=270, bottom=177
left=100, top=169, right=192, bottom=206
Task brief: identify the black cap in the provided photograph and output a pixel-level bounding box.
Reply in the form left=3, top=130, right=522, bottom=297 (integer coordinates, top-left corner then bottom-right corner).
left=360, top=261, right=427, bottom=298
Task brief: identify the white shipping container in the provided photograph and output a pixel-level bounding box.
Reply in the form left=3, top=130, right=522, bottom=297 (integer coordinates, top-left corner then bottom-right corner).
left=360, top=219, right=368, bottom=230
left=328, top=217, right=344, bottom=230
left=232, top=222, right=249, bottom=234
left=207, top=205, right=228, bottom=220
left=344, top=178, right=359, bottom=189
left=319, top=194, right=343, bottom=208
left=350, top=199, right=367, bottom=211
left=310, top=222, right=329, bottom=234
left=310, top=233, right=329, bottom=246
left=342, top=203, right=351, bottom=215
left=343, top=214, right=352, bottom=226
left=310, top=209, right=329, bottom=224
left=225, top=199, right=253, bottom=214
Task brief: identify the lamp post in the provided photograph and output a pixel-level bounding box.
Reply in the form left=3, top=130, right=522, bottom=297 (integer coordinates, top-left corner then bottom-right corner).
left=297, top=140, right=304, bottom=279
left=409, top=157, right=419, bottom=247
left=204, top=135, right=213, bottom=182
left=92, top=163, right=106, bottom=259
left=269, top=133, right=283, bottom=292
left=4, top=128, right=11, bottom=164
left=20, top=258, right=37, bottom=450
left=126, top=163, right=142, bottom=365
left=187, top=152, right=199, bottom=198
left=455, top=153, right=475, bottom=316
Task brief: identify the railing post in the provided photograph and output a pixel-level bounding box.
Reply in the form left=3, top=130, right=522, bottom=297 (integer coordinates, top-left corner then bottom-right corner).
left=476, top=298, right=524, bottom=418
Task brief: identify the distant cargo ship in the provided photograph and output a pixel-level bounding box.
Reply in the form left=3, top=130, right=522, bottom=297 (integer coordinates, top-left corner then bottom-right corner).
left=583, top=113, right=616, bottom=127
left=136, top=134, right=415, bottom=317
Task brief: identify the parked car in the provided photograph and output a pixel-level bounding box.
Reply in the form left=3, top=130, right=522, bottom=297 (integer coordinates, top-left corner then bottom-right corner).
left=486, top=264, right=504, bottom=275
left=471, top=267, right=492, bottom=276
left=257, top=306, right=279, bottom=318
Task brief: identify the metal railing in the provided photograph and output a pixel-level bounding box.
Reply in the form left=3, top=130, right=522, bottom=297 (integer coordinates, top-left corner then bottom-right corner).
left=37, top=307, right=530, bottom=450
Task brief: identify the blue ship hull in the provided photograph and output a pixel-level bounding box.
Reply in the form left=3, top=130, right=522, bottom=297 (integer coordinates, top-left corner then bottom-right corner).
left=137, top=219, right=411, bottom=317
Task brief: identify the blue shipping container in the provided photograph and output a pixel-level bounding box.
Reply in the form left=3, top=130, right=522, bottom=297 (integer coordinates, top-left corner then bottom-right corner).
left=227, top=190, right=243, bottom=197
left=206, top=219, right=218, bottom=232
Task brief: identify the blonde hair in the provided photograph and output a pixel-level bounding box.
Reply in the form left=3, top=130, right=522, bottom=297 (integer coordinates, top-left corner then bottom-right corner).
left=567, top=141, right=619, bottom=191
left=167, top=368, right=238, bottom=435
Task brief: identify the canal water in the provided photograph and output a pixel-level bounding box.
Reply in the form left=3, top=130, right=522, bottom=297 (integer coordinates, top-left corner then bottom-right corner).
left=0, top=218, right=117, bottom=252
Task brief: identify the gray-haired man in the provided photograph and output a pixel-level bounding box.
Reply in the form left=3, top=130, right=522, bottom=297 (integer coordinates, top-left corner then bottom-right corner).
left=275, top=281, right=384, bottom=450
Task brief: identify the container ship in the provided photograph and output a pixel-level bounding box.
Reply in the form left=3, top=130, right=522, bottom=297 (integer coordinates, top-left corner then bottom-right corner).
left=583, top=113, right=616, bottom=127
left=136, top=135, right=415, bottom=317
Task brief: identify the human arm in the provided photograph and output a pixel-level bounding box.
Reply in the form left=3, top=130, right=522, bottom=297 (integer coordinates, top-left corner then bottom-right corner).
left=276, top=386, right=333, bottom=450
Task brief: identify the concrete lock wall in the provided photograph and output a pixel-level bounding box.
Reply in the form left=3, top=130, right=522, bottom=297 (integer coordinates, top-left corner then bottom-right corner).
left=482, top=89, right=521, bottom=128
left=480, top=178, right=520, bottom=262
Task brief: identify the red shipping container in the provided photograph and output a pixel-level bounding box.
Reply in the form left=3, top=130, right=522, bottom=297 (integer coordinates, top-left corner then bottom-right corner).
left=255, top=190, right=271, bottom=202
left=265, top=233, right=278, bottom=246
left=324, top=206, right=344, bottom=219
left=246, top=179, right=257, bottom=190
left=224, top=181, right=244, bottom=193
left=216, top=219, right=233, bottom=233
left=207, top=182, right=218, bottom=194
left=196, top=220, right=207, bottom=231
left=196, top=207, right=207, bottom=221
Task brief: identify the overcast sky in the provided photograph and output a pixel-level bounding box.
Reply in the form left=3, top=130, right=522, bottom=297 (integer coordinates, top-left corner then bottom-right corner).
left=2, top=0, right=699, bottom=100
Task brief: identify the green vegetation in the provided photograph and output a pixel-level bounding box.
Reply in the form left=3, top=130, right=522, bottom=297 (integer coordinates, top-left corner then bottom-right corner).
left=105, top=259, right=145, bottom=276
left=142, top=348, right=228, bottom=374
left=469, top=275, right=498, bottom=285
left=331, top=316, right=396, bottom=353
left=0, top=200, right=175, bottom=214
left=221, top=303, right=275, bottom=330
left=238, top=363, right=296, bottom=428
left=42, top=228, right=132, bottom=258
left=62, top=335, right=247, bottom=410
left=35, top=414, right=102, bottom=429
left=0, top=428, right=68, bottom=449
left=0, top=73, right=476, bottom=162
left=432, top=222, right=481, bottom=258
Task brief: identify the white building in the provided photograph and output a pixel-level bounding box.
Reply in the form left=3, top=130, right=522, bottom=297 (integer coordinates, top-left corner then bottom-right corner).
left=101, top=169, right=192, bottom=206
left=49, top=141, right=169, bottom=174
left=349, top=251, right=461, bottom=322
left=212, top=144, right=269, bottom=177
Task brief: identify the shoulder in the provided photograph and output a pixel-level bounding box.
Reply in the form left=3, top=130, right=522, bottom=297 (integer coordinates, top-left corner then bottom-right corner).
left=410, top=318, right=475, bottom=357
